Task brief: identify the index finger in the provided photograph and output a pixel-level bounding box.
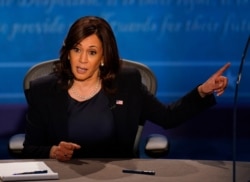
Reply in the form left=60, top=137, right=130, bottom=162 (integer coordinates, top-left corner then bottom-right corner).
left=213, top=62, right=231, bottom=77
left=59, top=141, right=80, bottom=150
left=70, top=142, right=81, bottom=149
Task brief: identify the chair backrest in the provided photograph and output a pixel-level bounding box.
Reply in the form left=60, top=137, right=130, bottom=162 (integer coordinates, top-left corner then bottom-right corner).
left=24, top=59, right=157, bottom=94
left=122, top=59, right=157, bottom=95
left=23, top=58, right=158, bottom=157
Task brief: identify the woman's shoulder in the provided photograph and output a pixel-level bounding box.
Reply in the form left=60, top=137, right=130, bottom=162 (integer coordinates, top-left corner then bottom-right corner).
left=118, top=67, right=141, bottom=80
left=115, top=67, right=142, bottom=89
left=25, top=74, right=61, bottom=102
left=29, top=73, right=58, bottom=89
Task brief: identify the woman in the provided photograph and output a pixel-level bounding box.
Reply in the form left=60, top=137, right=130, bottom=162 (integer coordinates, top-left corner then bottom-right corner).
left=22, top=16, right=230, bottom=161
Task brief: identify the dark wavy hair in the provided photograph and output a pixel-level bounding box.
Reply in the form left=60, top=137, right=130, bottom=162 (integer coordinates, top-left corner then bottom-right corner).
left=55, top=16, right=121, bottom=93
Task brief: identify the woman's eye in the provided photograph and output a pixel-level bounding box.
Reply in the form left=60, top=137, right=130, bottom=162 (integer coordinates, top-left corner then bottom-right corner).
left=72, top=47, right=81, bottom=53
left=89, top=50, right=97, bottom=55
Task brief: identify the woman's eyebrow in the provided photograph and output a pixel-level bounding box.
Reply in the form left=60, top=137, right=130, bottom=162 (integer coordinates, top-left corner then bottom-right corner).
left=89, top=45, right=98, bottom=48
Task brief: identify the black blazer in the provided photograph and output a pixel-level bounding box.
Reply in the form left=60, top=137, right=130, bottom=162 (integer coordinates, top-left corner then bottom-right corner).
left=22, top=68, right=216, bottom=158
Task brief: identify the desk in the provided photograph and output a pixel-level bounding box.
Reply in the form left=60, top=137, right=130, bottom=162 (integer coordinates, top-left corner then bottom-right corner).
left=1, top=159, right=250, bottom=182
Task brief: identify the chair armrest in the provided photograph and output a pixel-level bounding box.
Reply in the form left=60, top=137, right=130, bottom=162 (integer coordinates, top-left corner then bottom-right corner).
left=9, top=133, right=25, bottom=154
left=145, top=134, right=169, bottom=158
left=8, top=133, right=169, bottom=158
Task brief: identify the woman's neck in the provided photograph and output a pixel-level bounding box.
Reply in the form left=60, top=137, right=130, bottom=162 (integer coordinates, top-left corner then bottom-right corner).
left=69, top=78, right=101, bottom=101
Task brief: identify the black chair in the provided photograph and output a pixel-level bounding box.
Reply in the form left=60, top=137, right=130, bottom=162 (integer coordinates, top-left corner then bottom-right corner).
left=9, top=59, right=168, bottom=158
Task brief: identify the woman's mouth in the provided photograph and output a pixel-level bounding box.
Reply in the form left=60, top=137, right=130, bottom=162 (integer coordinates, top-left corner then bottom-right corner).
left=76, top=66, right=87, bottom=74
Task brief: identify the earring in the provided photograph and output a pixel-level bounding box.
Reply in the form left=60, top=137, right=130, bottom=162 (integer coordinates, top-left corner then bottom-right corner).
left=101, top=62, right=104, bottom=66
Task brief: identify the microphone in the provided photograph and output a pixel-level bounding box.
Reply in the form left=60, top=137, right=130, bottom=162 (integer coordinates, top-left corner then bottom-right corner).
left=232, top=35, right=250, bottom=182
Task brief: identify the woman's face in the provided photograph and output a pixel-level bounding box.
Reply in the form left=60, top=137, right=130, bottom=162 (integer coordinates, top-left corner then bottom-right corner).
left=68, top=34, right=103, bottom=82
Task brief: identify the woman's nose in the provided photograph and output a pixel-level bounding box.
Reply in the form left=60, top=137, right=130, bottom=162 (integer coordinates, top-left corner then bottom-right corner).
left=79, top=52, right=88, bottom=63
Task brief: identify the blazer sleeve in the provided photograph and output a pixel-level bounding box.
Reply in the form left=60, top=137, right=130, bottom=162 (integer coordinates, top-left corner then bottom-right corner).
left=22, top=75, right=57, bottom=158
left=116, top=67, right=216, bottom=129
left=140, top=82, right=216, bottom=129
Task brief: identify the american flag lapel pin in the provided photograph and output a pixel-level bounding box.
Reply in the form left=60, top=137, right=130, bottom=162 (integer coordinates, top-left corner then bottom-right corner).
left=116, top=100, right=124, bottom=105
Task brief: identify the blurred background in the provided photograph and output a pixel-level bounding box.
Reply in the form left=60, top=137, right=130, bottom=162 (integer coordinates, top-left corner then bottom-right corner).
left=0, top=0, right=249, bottom=160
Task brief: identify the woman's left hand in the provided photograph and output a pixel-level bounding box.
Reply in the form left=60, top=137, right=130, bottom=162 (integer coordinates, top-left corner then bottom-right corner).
left=198, top=62, right=231, bottom=97
left=50, top=141, right=81, bottom=161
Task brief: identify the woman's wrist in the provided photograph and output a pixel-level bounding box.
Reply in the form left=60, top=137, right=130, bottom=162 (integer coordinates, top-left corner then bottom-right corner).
left=49, top=145, right=58, bottom=159
left=198, top=85, right=207, bottom=98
